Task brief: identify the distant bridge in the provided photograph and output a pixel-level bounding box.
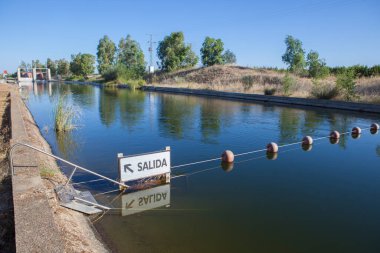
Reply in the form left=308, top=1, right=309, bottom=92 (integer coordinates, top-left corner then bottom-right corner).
left=17, top=68, right=51, bottom=82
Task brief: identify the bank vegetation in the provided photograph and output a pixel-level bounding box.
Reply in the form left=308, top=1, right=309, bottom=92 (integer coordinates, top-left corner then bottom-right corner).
left=15, top=32, right=380, bottom=103
left=151, top=65, right=380, bottom=104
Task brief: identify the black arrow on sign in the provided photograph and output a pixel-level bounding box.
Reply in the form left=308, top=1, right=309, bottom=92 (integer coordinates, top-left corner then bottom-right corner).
left=124, top=164, right=133, bottom=173
left=126, top=199, right=135, bottom=209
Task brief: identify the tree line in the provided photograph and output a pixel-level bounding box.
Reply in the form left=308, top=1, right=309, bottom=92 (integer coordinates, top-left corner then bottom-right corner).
left=18, top=32, right=379, bottom=82
left=282, top=35, right=380, bottom=78
left=281, top=35, right=380, bottom=101
left=18, top=32, right=237, bottom=81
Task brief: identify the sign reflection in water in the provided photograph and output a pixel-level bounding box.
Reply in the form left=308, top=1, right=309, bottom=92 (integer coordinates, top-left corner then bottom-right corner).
left=121, top=184, right=171, bottom=216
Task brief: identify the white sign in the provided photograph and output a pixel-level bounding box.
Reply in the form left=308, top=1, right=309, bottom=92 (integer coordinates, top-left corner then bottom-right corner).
left=118, top=148, right=171, bottom=183
left=121, top=184, right=170, bottom=216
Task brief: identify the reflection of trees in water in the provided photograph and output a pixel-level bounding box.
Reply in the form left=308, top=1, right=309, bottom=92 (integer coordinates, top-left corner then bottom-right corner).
left=376, top=145, right=380, bottom=157
left=99, top=88, right=118, bottom=127
left=48, top=82, right=71, bottom=103
left=278, top=108, right=301, bottom=143
left=261, top=105, right=275, bottom=113
left=200, top=100, right=222, bottom=143
left=327, top=113, right=353, bottom=149
left=55, top=131, right=80, bottom=160
left=98, top=88, right=146, bottom=129
left=278, top=108, right=354, bottom=149
left=301, top=111, right=324, bottom=136
left=119, top=89, right=145, bottom=129
left=159, top=95, right=196, bottom=139
left=69, top=84, right=95, bottom=108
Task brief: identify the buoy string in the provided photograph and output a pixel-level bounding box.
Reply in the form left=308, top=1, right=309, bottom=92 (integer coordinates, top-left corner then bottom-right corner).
left=172, top=136, right=320, bottom=169
left=172, top=166, right=220, bottom=179
left=171, top=157, right=222, bottom=169
left=171, top=126, right=374, bottom=170
left=172, top=145, right=303, bottom=180
left=313, top=135, right=331, bottom=141
left=277, top=141, right=303, bottom=148
left=234, top=148, right=268, bottom=157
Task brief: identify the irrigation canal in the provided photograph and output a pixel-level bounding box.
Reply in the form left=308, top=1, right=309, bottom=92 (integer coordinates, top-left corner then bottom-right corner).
left=23, top=82, right=380, bottom=253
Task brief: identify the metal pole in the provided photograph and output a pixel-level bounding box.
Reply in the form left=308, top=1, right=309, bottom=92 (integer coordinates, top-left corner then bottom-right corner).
left=9, top=142, right=129, bottom=189
left=65, top=166, right=77, bottom=186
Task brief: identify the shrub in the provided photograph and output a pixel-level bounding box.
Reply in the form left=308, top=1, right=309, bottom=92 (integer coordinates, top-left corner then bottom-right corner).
left=128, top=79, right=146, bottom=89
left=336, top=70, right=358, bottom=101
left=66, top=75, right=85, bottom=81
left=370, top=65, right=380, bottom=76
left=264, top=87, right=277, bottom=95
left=329, top=65, right=380, bottom=78
left=102, top=64, right=144, bottom=83
left=329, top=66, right=347, bottom=76
left=102, top=67, right=118, bottom=82
left=311, top=79, right=339, bottom=99
left=348, top=65, right=371, bottom=78
left=282, top=73, right=296, bottom=96
left=241, top=75, right=254, bottom=90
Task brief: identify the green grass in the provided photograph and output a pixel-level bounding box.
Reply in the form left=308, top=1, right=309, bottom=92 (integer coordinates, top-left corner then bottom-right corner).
left=40, top=167, right=57, bottom=178
left=103, top=78, right=146, bottom=89
left=53, top=95, right=80, bottom=132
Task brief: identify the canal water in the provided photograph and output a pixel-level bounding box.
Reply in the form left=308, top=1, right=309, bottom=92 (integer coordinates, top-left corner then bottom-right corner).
left=24, top=83, right=380, bottom=253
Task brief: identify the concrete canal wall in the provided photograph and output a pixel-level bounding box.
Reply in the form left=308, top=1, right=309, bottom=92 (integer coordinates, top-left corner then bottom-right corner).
left=142, top=85, right=380, bottom=114
left=7, top=84, right=108, bottom=253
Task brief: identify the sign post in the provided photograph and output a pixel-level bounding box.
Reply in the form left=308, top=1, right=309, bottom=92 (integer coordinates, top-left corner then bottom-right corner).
left=118, top=147, right=171, bottom=185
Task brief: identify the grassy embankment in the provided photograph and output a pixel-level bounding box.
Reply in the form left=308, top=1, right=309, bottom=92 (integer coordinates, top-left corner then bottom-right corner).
left=151, top=65, right=380, bottom=104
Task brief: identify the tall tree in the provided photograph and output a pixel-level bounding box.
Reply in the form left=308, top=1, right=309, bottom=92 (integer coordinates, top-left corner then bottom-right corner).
left=47, top=58, right=57, bottom=76
left=57, top=59, right=70, bottom=76
left=32, top=59, right=45, bottom=68
left=19, top=61, right=31, bottom=69
left=70, top=53, right=95, bottom=78
left=222, top=49, right=237, bottom=65
left=97, top=35, right=116, bottom=74
left=117, top=35, right=145, bottom=77
left=306, top=50, right=329, bottom=78
left=157, top=32, right=198, bottom=72
left=282, top=35, right=306, bottom=74
left=200, top=37, right=224, bottom=66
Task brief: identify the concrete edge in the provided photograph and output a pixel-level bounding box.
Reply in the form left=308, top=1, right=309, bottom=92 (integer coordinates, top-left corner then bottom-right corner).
left=141, top=85, right=380, bottom=114
left=9, top=86, right=65, bottom=252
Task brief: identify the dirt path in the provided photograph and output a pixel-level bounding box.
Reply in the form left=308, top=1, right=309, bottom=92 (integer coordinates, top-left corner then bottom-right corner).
left=0, top=85, right=15, bottom=253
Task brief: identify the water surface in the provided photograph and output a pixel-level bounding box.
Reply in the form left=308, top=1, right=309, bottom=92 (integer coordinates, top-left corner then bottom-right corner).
left=25, top=83, right=380, bottom=253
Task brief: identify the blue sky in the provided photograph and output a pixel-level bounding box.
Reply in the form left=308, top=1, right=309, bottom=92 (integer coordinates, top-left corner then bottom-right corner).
left=0, top=0, right=379, bottom=72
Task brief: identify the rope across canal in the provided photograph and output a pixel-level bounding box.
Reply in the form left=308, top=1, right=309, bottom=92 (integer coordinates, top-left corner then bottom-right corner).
left=71, top=125, right=376, bottom=188
left=171, top=126, right=372, bottom=169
